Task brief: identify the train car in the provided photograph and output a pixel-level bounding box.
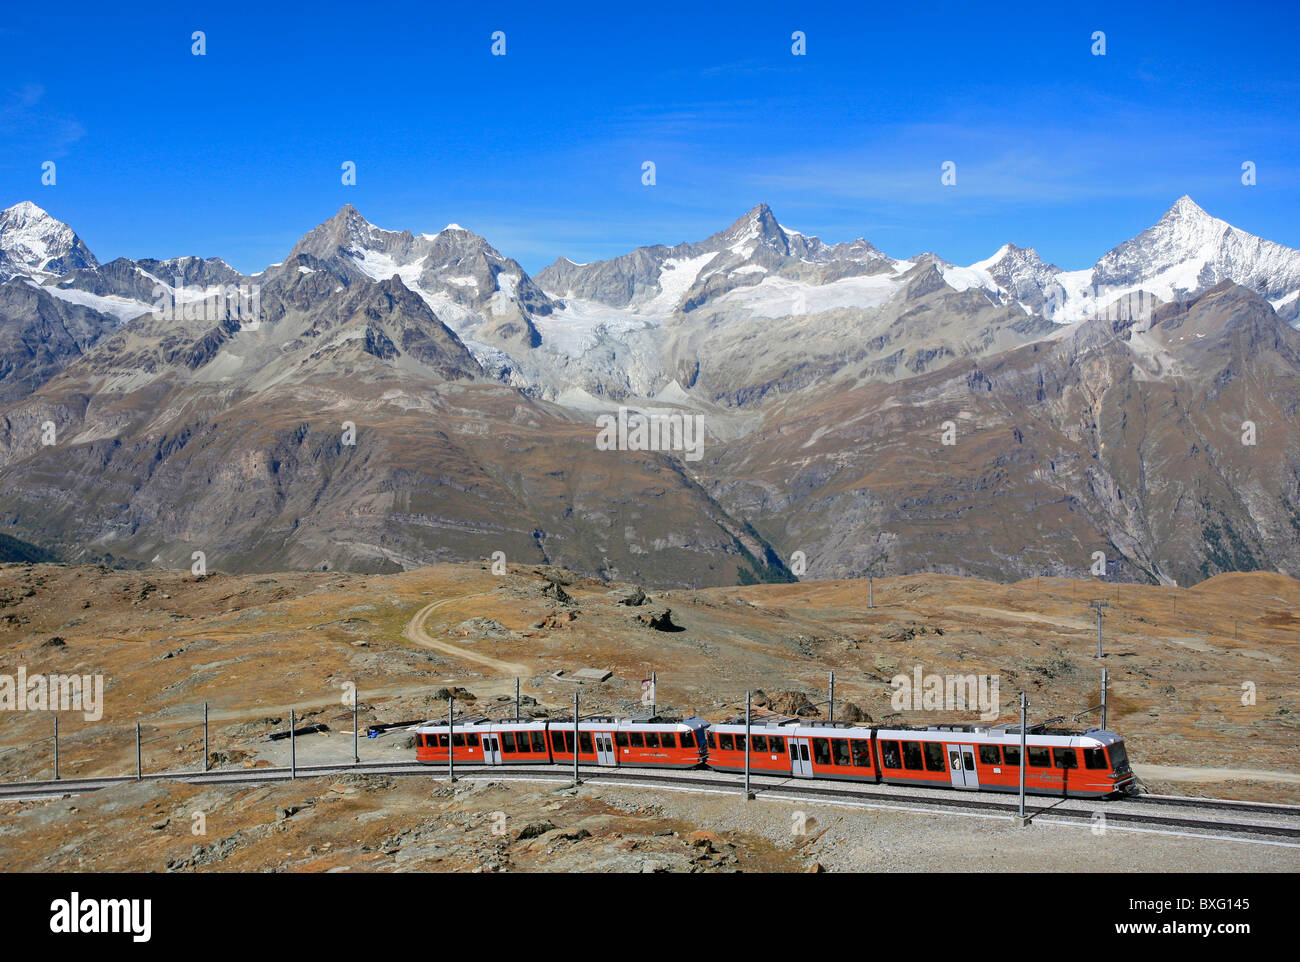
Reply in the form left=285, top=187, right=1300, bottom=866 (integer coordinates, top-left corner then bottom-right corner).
left=874, top=724, right=1134, bottom=798
left=549, top=715, right=708, bottom=769
left=706, top=719, right=878, bottom=782
left=414, top=714, right=708, bottom=769
left=413, top=717, right=553, bottom=766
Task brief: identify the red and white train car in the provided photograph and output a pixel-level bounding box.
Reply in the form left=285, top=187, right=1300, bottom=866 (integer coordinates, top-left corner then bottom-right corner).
left=705, top=720, right=1134, bottom=798
left=413, top=716, right=553, bottom=766
left=706, top=719, right=878, bottom=782
left=873, top=724, right=1133, bottom=799
left=414, top=715, right=708, bottom=769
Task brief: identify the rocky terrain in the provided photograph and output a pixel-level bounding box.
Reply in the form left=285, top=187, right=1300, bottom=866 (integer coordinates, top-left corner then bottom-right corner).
left=0, top=560, right=1296, bottom=871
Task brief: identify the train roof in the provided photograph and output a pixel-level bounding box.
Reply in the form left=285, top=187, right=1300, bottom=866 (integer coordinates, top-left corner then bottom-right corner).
left=712, top=718, right=872, bottom=734
left=545, top=715, right=707, bottom=730
left=707, top=720, right=1122, bottom=747
left=414, top=714, right=707, bottom=732
left=875, top=724, right=1123, bottom=747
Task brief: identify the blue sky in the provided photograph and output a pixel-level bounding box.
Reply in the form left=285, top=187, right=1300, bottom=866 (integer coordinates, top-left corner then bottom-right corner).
left=2, top=0, right=1298, bottom=275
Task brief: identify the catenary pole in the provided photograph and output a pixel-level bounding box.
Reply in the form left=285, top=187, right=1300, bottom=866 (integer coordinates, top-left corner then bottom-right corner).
left=744, top=692, right=754, bottom=800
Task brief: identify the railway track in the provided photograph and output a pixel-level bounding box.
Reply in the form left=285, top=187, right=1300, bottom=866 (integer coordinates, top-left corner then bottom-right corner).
left=3, top=761, right=1298, bottom=843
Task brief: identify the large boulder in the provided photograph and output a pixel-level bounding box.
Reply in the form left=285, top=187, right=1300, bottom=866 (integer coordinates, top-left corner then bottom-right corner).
left=608, top=585, right=647, bottom=606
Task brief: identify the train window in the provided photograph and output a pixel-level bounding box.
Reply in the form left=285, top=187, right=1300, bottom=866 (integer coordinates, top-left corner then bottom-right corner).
left=1054, top=748, right=1078, bottom=769
left=467, top=734, right=481, bottom=747
left=615, top=732, right=628, bottom=748
left=768, top=736, right=785, bottom=753
left=501, top=732, right=517, bottom=752
left=735, top=734, right=747, bottom=753
left=1083, top=747, right=1108, bottom=769
left=923, top=742, right=946, bottom=772
left=851, top=740, right=872, bottom=767
left=752, top=735, right=768, bottom=753
left=578, top=732, right=593, bottom=753
left=1003, top=745, right=1020, bottom=766
left=979, top=745, right=1001, bottom=766
left=720, top=733, right=735, bottom=751
left=832, top=739, right=852, bottom=766
left=664, top=732, right=679, bottom=748
left=645, top=731, right=662, bottom=749
left=1028, top=747, right=1051, bottom=768
left=553, top=730, right=569, bottom=753
left=630, top=731, right=645, bottom=748
left=707, top=732, right=717, bottom=749
left=812, top=738, right=831, bottom=766
left=531, top=732, right=545, bottom=752
left=1108, top=743, right=1129, bottom=770
left=452, top=734, right=465, bottom=747
left=901, top=742, right=924, bottom=770
left=881, top=741, right=902, bottom=768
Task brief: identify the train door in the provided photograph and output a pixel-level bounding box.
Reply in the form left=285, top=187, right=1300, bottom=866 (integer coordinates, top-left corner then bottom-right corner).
left=789, top=738, right=813, bottom=777
left=482, top=733, right=502, bottom=765
left=945, top=743, right=978, bottom=789
left=594, top=732, right=617, bottom=767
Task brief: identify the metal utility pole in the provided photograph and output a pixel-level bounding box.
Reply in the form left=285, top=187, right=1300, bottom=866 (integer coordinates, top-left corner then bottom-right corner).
left=202, top=702, right=209, bottom=773
left=135, top=722, right=142, bottom=781
left=743, top=692, right=754, bottom=800
left=1014, top=692, right=1030, bottom=827
left=289, top=708, right=296, bottom=779
left=53, top=716, right=59, bottom=781
left=828, top=671, right=835, bottom=724
left=1089, top=600, right=1110, bottom=658
left=572, top=691, right=581, bottom=787
left=651, top=671, right=657, bottom=717
left=1101, top=668, right=1109, bottom=731
left=352, top=684, right=359, bottom=764
left=447, top=696, right=456, bottom=783
left=515, top=678, right=520, bottom=722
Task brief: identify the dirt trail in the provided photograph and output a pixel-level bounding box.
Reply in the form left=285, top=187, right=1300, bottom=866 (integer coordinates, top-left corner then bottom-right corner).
left=401, top=592, right=530, bottom=677
left=946, top=605, right=1093, bottom=631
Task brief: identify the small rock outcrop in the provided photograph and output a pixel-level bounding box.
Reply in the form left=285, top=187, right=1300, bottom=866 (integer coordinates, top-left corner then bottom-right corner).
left=632, top=605, right=682, bottom=632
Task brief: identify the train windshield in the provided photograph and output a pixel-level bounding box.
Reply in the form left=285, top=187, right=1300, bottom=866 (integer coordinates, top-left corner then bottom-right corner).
left=1108, top=742, right=1129, bottom=771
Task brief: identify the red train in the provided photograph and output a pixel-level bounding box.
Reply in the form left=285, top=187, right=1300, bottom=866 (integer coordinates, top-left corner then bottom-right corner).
left=414, top=714, right=1135, bottom=799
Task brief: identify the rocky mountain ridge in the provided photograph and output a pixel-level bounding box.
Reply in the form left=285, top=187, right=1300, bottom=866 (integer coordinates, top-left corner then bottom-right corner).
left=0, top=199, right=1296, bottom=586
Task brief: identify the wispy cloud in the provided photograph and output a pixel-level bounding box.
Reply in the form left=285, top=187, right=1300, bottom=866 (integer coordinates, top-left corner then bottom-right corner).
left=0, top=83, right=85, bottom=161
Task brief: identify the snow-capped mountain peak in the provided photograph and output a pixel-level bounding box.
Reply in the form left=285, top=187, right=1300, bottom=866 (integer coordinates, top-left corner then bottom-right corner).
left=935, top=197, right=1300, bottom=326
left=0, top=201, right=99, bottom=280
left=1075, top=195, right=1300, bottom=324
